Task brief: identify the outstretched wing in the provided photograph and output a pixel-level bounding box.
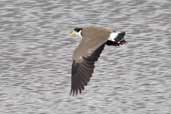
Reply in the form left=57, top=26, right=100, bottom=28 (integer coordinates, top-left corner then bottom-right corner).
left=70, top=43, right=105, bottom=96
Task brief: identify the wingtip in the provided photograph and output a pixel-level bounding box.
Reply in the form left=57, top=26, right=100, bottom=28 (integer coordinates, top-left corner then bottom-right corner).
left=70, top=89, right=75, bottom=96
left=70, top=88, right=83, bottom=96
left=70, top=89, right=77, bottom=96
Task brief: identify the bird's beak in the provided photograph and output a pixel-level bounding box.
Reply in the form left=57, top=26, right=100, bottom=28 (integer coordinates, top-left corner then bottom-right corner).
left=70, top=31, right=77, bottom=37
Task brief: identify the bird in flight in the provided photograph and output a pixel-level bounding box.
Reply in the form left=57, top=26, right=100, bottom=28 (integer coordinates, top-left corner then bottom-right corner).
left=70, top=26, right=127, bottom=96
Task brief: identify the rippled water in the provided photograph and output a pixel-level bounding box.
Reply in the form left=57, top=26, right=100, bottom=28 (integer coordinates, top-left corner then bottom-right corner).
left=0, top=0, right=171, bottom=114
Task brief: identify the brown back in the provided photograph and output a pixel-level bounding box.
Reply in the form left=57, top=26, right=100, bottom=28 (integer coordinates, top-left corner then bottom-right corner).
left=73, top=26, right=112, bottom=62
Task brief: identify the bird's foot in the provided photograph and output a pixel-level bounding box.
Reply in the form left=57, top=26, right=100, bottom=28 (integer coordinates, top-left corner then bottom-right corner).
left=119, top=40, right=127, bottom=45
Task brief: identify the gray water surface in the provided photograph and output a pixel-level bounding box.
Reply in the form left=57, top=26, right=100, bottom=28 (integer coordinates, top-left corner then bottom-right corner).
left=0, top=0, right=171, bottom=114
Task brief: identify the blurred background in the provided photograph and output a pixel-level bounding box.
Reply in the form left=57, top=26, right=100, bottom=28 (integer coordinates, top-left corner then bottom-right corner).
left=0, top=0, right=171, bottom=114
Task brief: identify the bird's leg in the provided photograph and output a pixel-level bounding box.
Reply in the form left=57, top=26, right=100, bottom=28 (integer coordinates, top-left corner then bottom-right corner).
left=106, top=40, right=114, bottom=46
left=106, top=40, right=120, bottom=46
left=112, top=41, right=120, bottom=46
left=106, top=40, right=127, bottom=46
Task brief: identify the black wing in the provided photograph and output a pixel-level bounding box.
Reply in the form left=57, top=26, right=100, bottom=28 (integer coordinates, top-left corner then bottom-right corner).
left=70, top=44, right=105, bottom=96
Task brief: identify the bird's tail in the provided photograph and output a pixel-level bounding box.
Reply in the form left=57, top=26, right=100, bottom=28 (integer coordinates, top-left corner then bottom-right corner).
left=114, top=32, right=126, bottom=42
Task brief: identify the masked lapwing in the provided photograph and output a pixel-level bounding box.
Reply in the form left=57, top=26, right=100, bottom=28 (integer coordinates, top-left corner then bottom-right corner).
left=70, top=26, right=127, bottom=95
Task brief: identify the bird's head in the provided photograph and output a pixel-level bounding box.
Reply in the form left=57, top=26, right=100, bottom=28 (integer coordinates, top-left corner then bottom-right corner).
left=70, top=27, right=83, bottom=38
